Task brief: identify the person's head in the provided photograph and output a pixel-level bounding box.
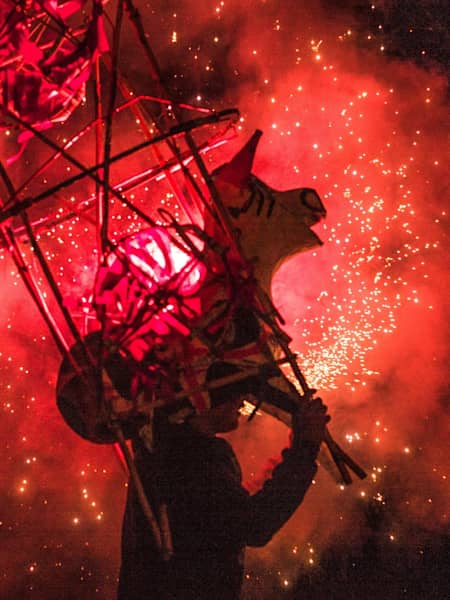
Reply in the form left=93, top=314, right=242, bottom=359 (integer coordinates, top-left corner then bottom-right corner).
left=188, top=395, right=244, bottom=436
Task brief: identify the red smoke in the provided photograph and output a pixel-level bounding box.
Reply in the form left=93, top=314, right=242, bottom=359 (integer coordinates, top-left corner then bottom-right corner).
left=0, top=2, right=448, bottom=598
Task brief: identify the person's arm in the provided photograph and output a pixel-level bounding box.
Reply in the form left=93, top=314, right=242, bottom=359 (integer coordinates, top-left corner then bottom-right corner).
left=200, top=398, right=329, bottom=548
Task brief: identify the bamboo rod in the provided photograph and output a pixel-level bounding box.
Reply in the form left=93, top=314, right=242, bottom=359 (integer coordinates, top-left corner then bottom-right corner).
left=113, top=425, right=165, bottom=556
left=0, top=109, right=238, bottom=224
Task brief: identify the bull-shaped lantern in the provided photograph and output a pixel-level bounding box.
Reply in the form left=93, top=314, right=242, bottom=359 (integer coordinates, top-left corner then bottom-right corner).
left=57, top=131, right=365, bottom=488
left=210, top=130, right=326, bottom=293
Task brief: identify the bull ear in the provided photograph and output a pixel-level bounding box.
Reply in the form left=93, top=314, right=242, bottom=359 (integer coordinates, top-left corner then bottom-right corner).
left=214, top=130, right=262, bottom=188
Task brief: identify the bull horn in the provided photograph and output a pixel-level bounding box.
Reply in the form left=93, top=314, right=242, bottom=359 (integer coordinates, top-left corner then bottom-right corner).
left=214, top=130, right=263, bottom=188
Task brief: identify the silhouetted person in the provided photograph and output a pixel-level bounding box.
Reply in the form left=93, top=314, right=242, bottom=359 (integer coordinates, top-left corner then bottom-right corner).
left=118, top=393, right=329, bottom=599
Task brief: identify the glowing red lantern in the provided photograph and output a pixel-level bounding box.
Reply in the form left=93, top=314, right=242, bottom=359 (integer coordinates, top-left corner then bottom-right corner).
left=94, top=226, right=208, bottom=360
left=0, top=0, right=108, bottom=161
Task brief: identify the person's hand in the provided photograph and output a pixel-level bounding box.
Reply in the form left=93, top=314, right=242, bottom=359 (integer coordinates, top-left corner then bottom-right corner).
left=291, top=397, right=330, bottom=454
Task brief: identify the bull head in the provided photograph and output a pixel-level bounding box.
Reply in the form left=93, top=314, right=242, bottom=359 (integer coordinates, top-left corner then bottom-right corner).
left=210, top=130, right=326, bottom=293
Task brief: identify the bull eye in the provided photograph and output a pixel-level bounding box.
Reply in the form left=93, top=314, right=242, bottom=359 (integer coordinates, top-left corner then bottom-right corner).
left=300, top=188, right=324, bottom=213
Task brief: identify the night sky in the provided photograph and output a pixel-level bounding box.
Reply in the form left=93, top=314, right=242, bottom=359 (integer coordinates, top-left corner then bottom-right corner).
left=1, top=1, right=448, bottom=599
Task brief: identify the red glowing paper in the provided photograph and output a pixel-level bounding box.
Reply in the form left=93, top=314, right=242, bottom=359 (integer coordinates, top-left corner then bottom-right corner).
left=0, top=0, right=108, bottom=161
